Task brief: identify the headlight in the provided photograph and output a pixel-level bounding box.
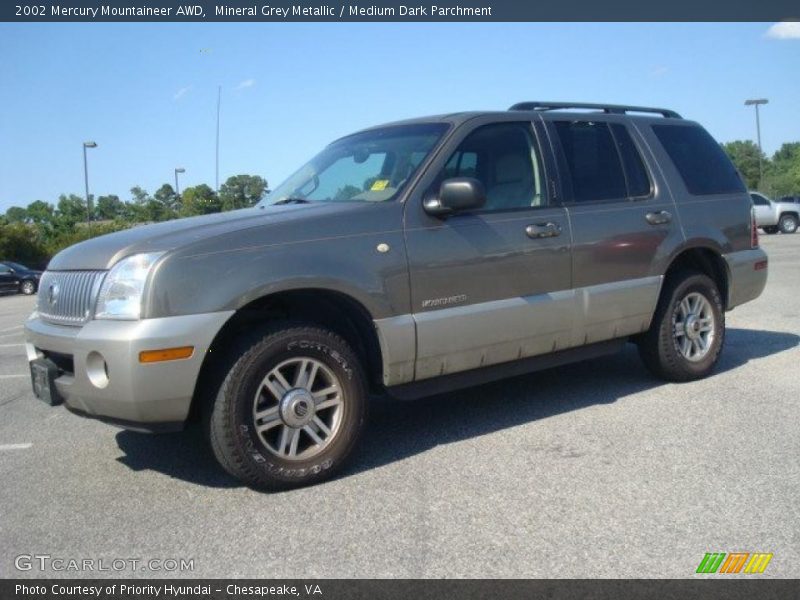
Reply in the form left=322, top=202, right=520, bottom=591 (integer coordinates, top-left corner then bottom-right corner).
left=94, top=252, right=164, bottom=320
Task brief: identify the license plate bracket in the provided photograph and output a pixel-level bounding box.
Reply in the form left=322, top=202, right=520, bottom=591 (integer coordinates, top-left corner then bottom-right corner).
left=30, top=358, right=63, bottom=406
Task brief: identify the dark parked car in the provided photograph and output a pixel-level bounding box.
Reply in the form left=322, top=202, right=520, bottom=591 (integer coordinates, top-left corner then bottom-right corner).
left=0, top=261, right=41, bottom=295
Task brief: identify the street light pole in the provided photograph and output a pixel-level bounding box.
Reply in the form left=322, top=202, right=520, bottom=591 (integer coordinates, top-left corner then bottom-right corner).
left=82, top=141, right=97, bottom=224
left=174, top=167, right=185, bottom=197
left=744, top=98, right=768, bottom=188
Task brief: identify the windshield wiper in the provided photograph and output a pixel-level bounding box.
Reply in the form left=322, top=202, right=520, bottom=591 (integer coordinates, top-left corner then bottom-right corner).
left=271, top=197, right=312, bottom=205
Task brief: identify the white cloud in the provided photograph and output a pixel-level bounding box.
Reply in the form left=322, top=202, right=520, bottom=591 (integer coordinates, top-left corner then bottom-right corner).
left=236, top=78, right=255, bottom=90
left=173, top=86, right=191, bottom=100
left=766, top=21, right=800, bottom=39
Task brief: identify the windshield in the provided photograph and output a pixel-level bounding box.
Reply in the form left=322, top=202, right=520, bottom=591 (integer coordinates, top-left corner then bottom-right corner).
left=263, top=123, right=448, bottom=205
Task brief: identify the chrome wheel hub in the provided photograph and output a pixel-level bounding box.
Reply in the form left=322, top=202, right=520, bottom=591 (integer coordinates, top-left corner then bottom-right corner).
left=252, top=357, right=343, bottom=461
left=673, top=292, right=715, bottom=362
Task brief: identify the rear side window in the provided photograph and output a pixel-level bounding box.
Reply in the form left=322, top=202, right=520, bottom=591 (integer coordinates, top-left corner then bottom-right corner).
left=610, top=124, right=651, bottom=197
left=553, top=121, right=627, bottom=202
left=652, top=125, right=745, bottom=195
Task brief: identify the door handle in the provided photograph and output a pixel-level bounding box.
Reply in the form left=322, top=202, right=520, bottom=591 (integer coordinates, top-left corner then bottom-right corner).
left=525, top=222, right=562, bottom=238
left=645, top=210, right=672, bottom=225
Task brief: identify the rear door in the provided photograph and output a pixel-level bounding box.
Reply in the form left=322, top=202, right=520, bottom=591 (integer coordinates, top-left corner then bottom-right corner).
left=546, top=117, right=681, bottom=345
left=403, top=118, right=573, bottom=380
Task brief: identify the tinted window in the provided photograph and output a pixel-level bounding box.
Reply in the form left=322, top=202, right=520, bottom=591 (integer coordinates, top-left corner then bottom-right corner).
left=439, top=123, right=545, bottom=211
left=553, top=121, right=627, bottom=202
left=610, top=123, right=651, bottom=197
left=750, top=193, right=769, bottom=206
left=0, top=264, right=11, bottom=274
left=653, top=125, right=745, bottom=195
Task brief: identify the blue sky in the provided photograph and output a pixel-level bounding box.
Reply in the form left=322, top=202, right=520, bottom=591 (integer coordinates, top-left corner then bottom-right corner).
left=0, top=22, right=798, bottom=212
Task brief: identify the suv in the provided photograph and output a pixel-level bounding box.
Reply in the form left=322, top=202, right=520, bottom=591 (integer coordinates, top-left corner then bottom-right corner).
left=750, top=191, right=799, bottom=234
left=25, top=102, right=768, bottom=490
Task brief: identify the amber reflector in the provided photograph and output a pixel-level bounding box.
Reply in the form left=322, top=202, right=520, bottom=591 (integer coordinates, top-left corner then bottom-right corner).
left=139, top=346, right=194, bottom=363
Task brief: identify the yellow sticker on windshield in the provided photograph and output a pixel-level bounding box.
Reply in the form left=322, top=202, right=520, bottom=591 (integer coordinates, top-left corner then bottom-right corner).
left=371, top=179, right=390, bottom=191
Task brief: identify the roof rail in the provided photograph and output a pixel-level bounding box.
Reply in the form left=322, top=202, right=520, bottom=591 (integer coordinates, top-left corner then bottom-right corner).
left=509, top=101, right=681, bottom=119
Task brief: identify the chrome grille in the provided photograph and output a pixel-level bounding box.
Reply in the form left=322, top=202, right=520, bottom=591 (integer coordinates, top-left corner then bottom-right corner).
left=37, top=270, right=106, bottom=325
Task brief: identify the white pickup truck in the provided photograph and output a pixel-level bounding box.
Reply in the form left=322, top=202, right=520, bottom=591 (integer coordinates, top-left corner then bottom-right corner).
left=750, top=192, right=799, bottom=234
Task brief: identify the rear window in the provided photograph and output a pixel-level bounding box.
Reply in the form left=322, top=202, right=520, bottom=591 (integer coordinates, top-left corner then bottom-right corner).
left=652, top=125, right=745, bottom=195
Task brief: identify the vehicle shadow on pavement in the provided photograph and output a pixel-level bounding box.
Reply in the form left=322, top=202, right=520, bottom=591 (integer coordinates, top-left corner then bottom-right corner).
left=113, top=327, right=798, bottom=489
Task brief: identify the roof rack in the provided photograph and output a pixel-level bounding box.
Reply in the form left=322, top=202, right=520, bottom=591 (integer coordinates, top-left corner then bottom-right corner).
left=509, top=101, right=681, bottom=119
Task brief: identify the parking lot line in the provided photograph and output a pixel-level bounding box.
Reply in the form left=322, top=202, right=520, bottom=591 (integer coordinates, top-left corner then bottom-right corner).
left=0, top=374, right=28, bottom=379
left=0, top=325, right=23, bottom=333
left=0, top=443, right=32, bottom=451
left=0, top=343, right=24, bottom=348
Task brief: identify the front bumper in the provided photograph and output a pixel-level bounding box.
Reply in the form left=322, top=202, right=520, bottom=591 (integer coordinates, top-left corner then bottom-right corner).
left=24, top=311, right=234, bottom=431
left=723, top=248, right=768, bottom=309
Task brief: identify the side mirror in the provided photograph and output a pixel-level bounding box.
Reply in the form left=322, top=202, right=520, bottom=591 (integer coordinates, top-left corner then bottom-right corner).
left=423, top=177, right=486, bottom=217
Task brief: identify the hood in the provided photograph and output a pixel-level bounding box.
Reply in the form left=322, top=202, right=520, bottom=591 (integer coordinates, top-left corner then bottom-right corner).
left=47, top=203, right=356, bottom=271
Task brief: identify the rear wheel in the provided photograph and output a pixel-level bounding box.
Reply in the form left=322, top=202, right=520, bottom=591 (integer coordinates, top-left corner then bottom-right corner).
left=637, top=271, right=725, bottom=382
left=779, top=214, right=798, bottom=234
left=208, top=323, right=367, bottom=491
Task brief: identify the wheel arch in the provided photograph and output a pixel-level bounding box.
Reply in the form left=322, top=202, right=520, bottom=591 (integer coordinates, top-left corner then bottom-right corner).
left=662, top=244, right=731, bottom=310
left=187, top=287, right=385, bottom=423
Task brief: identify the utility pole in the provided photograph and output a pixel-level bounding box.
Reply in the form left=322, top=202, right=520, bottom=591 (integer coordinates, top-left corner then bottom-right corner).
left=215, top=85, right=221, bottom=192
left=744, top=98, right=769, bottom=188
left=83, top=141, right=98, bottom=225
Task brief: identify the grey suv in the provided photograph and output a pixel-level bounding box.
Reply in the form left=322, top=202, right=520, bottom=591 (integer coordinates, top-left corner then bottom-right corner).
left=25, top=102, right=768, bottom=490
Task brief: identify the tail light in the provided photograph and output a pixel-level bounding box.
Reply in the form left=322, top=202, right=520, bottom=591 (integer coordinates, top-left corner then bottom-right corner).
left=751, top=206, right=759, bottom=248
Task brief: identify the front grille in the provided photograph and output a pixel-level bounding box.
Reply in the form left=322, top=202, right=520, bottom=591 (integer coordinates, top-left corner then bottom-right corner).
left=37, top=270, right=106, bottom=326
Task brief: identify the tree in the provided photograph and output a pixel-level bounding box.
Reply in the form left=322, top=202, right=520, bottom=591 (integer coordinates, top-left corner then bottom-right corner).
left=180, top=184, right=221, bottom=216
left=95, top=195, right=125, bottom=220
left=26, top=200, right=54, bottom=225
left=0, top=222, right=48, bottom=268
left=722, top=140, right=764, bottom=190
left=56, top=194, right=88, bottom=227
left=5, top=206, right=28, bottom=223
left=764, top=143, right=800, bottom=197
left=219, top=174, right=268, bottom=211
left=153, top=184, right=179, bottom=220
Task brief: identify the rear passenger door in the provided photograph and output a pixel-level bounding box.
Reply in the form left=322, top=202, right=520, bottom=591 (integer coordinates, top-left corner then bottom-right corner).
left=547, top=118, right=681, bottom=345
left=404, top=119, right=573, bottom=380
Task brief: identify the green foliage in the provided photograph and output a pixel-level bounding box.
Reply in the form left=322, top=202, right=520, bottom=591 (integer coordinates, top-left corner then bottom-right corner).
left=219, top=174, right=268, bottom=210
left=0, top=222, right=49, bottom=268
left=95, top=195, right=125, bottom=220
left=5, top=206, right=28, bottom=223
left=721, top=140, right=763, bottom=190
left=180, top=184, right=221, bottom=216
left=765, top=143, right=800, bottom=197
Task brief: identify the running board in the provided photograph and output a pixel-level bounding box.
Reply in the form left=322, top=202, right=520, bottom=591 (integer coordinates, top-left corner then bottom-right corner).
left=385, top=338, right=627, bottom=401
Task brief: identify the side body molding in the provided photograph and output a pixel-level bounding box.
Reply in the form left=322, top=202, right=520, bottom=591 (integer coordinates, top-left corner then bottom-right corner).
left=374, top=275, right=664, bottom=387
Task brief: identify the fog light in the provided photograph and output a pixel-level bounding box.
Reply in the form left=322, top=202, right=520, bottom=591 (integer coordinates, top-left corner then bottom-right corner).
left=86, top=351, right=109, bottom=389
left=139, top=346, right=194, bottom=363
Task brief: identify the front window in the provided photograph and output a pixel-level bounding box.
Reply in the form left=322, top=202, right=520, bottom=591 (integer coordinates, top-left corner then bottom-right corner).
left=263, top=123, right=448, bottom=205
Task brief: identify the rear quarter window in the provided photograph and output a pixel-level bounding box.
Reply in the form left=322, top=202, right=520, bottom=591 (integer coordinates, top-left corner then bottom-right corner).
left=652, top=124, right=745, bottom=196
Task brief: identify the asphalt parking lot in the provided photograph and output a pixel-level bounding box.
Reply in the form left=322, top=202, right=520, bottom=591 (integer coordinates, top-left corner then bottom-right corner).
left=0, top=234, right=798, bottom=579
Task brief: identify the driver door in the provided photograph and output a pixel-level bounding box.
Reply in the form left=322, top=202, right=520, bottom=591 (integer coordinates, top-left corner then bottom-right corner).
left=403, top=119, right=573, bottom=380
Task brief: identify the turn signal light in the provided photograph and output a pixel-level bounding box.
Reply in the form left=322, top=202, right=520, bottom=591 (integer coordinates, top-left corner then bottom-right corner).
left=139, top=346, right=194, bottom=363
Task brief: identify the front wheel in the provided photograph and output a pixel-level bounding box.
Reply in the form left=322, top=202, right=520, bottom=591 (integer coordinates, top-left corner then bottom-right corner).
left=208, top=324, right=367, bottom=491
left=637, top=271, right=725, bottom=382
left=20, top=280, right=36, bottom=295
left=779, top=214, right=798, bottom=234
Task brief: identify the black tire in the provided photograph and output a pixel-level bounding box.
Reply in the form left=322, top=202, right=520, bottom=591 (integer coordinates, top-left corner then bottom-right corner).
left=779, top=214, right=798, bottom=234
left=763, top=226, right=779, bottom=235
left=20, top=280, right=36, bottom=295
left=637, top=271, right=725, bottom=382
left=208, top=323, right=367, bottom=491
